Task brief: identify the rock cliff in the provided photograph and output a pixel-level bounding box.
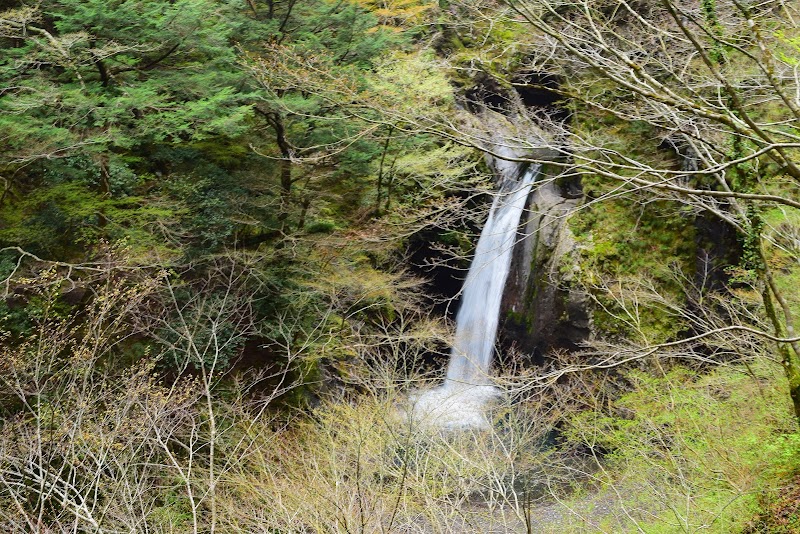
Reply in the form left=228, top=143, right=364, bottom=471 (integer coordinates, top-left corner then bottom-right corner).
left=500, top=162, right=591, bottom=357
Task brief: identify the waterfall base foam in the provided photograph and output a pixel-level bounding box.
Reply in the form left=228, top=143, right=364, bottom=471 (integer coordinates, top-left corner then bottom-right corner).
left=409, top=384, right=500, bottom=430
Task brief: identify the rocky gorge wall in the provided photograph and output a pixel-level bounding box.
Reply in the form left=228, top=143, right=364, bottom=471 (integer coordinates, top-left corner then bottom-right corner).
left=499, top=160, right=591, bottom=358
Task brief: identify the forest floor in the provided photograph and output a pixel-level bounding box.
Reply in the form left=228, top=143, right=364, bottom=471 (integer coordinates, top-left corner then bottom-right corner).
left=744, top=474, right=800, bottom=533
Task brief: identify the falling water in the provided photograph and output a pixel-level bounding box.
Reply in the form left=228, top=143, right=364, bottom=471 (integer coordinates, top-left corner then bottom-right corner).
left=412, top=164, right=539, bottom=429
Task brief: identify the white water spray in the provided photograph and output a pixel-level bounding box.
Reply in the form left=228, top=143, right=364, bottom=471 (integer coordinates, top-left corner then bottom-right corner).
left=412, top=164, right=539, bottom=429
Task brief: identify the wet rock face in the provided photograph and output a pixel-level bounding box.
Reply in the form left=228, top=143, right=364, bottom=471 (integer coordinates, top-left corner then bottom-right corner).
left=500, top=165, right=591, bottom=358
left=463, top=70, right=568, bottom=121
left=511, top=71, right=570, bottom=123
left=464, top=73, right=513, bottom=114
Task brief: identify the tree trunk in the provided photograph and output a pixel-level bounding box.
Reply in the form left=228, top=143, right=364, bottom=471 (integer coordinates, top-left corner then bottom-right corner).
left=759, top=242, right=800, bottom=423
left=375, top=127, right=393, bottom=216
left=259, top=109, right=294, bottom=234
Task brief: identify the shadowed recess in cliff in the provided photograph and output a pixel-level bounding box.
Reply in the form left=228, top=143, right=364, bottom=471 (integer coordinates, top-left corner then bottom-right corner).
left=411, top=164, right=539, bottom=429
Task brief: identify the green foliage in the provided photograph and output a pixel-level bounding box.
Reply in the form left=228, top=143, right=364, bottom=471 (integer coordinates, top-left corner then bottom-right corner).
left=776, top=29, right=800, bottom=66
left=440, top=2, right=534, bottom=78
left=371, top=50, right=455, bottom=111
left=0, top=0, right=267, bottom=263
left=701, top=0, right=726, bottom=64
left=563, top=363, right=800, bottom=532
left=570, top=177, right=695, bottom=340
left=748, top=474, right=800, bottom=533
left=305, top=219, right=338, bottom=234
left=0, top=0, right=459, bottom=263
left=732, top=205, right=767, bottom=284
left=149, top=486, right=195, bottom=530
left=0, top=0, right=254, bottom=155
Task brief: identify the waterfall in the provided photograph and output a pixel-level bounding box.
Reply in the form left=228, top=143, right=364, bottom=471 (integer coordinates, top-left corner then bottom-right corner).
left=445, top=165, right=539, bottom=387
left=412, top=164, right=539, bottom=429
